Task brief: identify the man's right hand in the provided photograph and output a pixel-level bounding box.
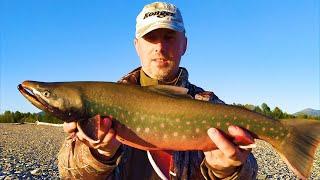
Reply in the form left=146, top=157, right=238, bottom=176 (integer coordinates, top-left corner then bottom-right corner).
left=63, top=115, right=122, bottom=161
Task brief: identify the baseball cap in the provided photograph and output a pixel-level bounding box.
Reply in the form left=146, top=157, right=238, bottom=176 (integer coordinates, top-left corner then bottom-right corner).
left=135, top=2, right=185, bottom=38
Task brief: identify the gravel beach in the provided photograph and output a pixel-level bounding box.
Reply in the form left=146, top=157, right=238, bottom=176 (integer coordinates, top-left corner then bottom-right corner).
left=0, top=123, right=319, bottom=179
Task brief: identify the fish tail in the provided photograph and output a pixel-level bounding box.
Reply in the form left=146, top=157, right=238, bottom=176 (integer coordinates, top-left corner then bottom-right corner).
left=273, top=119, right=320, bottom=179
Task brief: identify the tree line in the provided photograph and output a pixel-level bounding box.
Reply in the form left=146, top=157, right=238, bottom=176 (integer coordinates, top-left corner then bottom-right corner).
left=0, top=111, right=63, bottom=124
left=232, top=103, right=320, bottom=120
left=0, top=102, right=319, bottom=123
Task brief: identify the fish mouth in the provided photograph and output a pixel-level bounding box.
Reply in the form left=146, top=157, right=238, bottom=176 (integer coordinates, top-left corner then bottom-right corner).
left=18, top=82, right=57, bottom=114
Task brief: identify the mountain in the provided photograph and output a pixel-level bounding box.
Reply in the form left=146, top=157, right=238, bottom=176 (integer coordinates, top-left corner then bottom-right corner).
left=294, top=108, right=320, bottom=117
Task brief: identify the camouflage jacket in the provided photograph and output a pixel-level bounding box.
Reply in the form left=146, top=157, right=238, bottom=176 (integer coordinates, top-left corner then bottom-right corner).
left=58, top=67, right=258, bottom=180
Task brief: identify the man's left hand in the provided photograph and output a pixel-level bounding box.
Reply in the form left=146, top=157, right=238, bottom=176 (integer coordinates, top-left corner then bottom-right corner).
left=204, top=125, right=254, bottom=178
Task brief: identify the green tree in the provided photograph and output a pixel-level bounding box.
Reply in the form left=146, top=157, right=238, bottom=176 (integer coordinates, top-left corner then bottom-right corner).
left=253, top=106, right=263, bottom=114
left=13, top=111, right=24, bottom=123
left=272, top=107, right=284, bottom=119
left=0, top=111, right=14, bottom=123
left=261, top=103, right=272, bottom=117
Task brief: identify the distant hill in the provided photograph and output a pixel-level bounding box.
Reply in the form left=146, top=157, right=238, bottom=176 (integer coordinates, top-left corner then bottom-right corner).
left=294, top=108, right=320, bottom=117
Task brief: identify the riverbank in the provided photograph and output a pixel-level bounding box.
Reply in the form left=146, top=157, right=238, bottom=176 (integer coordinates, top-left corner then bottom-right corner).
left=0, top=123, right=319, bottom=179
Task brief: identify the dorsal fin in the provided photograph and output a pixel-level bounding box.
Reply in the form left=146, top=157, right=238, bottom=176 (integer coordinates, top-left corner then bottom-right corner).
left=145, top=85, right=193, bottom=99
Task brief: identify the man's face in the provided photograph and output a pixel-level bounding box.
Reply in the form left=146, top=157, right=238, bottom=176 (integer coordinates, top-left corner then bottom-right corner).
left=134, top=28, right=187, bottom=81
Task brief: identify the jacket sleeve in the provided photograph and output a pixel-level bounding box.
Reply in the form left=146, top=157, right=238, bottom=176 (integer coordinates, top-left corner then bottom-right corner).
left=57, top=137, right=123, bottom=179
left=200, top=153, right=258, bottom=180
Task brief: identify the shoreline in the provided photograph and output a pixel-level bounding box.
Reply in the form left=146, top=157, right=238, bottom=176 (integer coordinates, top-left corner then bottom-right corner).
left=0, top=123, right=319, bottom=179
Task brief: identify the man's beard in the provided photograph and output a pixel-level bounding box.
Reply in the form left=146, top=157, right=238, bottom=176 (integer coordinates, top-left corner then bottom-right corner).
left=149, top=61, right=177, bottom=81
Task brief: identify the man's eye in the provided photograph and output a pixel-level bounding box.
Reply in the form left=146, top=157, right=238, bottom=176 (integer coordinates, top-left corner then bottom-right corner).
left=165, top=35, right=175, bottom=40
left=144, top=34, right=157, bottom=42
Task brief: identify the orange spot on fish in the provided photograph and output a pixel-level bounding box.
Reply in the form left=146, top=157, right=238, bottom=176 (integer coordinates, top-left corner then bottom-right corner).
left=224, top=115, right=228, bottom=118
left=163, top=134, right=168, bottom=139
left=233, top=116, right=237, bottom=120
left=144, top=128, right=150, bottom=133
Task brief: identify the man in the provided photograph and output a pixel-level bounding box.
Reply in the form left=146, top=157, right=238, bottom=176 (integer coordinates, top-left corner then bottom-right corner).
left=58, top=2, right=258, bottom=179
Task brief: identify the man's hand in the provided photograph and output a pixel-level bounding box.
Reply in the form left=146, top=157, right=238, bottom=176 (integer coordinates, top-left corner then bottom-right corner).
left=63, top=115, right=121, bottom=161
left=204, top=125, right=254, bottom=178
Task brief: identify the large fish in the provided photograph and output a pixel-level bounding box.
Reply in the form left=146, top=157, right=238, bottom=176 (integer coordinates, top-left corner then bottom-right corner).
left=18, top=81, right=319, bottom=179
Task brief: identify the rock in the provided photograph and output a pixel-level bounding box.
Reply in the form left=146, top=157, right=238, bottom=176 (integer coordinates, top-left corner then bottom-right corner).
left=256, top=174, right=267, bottom=179
left=4, top=176, right=13, bottom=180
left=30, top=168, right=41, bottom=175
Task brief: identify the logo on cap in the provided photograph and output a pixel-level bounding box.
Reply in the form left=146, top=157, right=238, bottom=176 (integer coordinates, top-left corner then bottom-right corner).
left=143, top=11, right=175, bottom=19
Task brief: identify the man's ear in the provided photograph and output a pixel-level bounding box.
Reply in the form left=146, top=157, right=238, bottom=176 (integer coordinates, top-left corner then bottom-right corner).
left=134, top=38, right=140, bottom=57
left=181, top=36, right=187, bottom=56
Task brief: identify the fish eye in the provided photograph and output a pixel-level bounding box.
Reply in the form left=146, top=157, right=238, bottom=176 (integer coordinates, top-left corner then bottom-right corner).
left=43, top=91, right=51, bottom=98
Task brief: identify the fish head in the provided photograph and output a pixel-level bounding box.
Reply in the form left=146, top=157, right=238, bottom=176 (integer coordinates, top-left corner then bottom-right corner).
left=18, top=81, right=85, bottom=122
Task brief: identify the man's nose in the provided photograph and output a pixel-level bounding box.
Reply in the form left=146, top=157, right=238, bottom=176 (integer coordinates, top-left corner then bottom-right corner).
left=154, top=40, right=168, bottom=54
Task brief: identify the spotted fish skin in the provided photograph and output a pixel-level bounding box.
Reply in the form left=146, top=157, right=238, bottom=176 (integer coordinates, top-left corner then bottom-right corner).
left=18, top=81, right=320, bottom=179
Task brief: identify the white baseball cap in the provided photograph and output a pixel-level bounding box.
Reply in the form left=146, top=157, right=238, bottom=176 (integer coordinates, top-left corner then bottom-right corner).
left=135, top=2, right=185, bottom=38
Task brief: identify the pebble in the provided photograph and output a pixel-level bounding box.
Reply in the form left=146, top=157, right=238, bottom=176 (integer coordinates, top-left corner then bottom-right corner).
left=0, top=124, right=65, bottom=178
left=0, top=123, right=319, bottom=179
left=252, top=140, right=320, bottom=179
left=30, top=168, right=41, bottom=175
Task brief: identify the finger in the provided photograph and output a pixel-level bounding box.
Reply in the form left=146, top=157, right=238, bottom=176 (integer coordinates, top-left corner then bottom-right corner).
left=77, top=121, right=100, bottom=144
left=228, top=126, right=254, bottom=145
left=103, top=128, right=116, bottom=143
left=238, top=144, right=256, bottom=150
left=98, top=117, right=112, bottom=140
left=86, top=129, right=118, bottom=150
left=207, top=128, right=237, bottom=159
left=63, top=122, right=77, bottom=133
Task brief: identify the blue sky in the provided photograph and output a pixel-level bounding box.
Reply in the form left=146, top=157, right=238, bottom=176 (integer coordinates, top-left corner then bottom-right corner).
left=1, top=0, right=319, bottom=114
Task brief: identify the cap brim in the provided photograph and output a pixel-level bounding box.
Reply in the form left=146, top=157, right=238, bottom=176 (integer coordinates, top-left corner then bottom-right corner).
left=136, top=22, right=184, bottom=38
